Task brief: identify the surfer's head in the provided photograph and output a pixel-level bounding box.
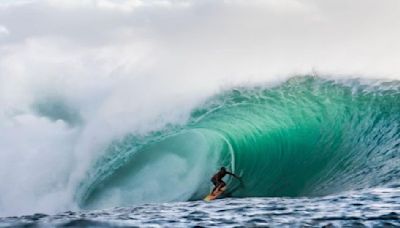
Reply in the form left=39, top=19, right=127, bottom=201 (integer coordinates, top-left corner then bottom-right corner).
left=220, top=167, right=226, bottom=171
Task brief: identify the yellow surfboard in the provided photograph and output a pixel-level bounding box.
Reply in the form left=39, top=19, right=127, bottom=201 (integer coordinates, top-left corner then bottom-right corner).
left=204, top=186, right=226, bottom=202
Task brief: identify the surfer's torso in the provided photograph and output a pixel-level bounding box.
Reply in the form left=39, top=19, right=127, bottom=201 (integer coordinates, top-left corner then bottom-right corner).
left=211, top=170, right=227, bottom=183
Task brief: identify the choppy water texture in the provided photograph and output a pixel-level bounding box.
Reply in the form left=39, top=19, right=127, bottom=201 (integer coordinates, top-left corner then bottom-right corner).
left=1, top=187, right=399, bottom=227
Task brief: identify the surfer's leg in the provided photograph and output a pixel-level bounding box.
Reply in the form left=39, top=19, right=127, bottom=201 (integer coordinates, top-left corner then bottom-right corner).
left=216, top=181, right=226, bottom=191
left=221, top=181, right=226, bottom=188
left=211, top=179, right=218, bottom=193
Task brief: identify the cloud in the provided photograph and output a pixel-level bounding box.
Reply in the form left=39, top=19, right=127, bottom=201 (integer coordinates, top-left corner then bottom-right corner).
left=0, top=0, right=34, bottom=8
left=1, top=0, right=400, bottom=80
left=0, top=25, right=10, bottom=36
left=46, top=0, right=142, bottom=11
left=45, top=0, right=192, bottom=11
left=0, top=0, right=400, bottom=77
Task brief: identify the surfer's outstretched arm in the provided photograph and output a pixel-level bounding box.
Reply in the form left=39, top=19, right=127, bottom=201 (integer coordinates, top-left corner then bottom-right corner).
left=227, top=172, right=240, bottom=180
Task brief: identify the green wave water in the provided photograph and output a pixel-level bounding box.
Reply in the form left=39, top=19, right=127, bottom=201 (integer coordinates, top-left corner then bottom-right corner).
left=78, top=76, right=400, bottom=209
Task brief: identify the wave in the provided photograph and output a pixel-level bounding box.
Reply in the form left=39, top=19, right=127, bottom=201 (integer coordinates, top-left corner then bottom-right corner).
left=77, top=76, right=400, bottom=209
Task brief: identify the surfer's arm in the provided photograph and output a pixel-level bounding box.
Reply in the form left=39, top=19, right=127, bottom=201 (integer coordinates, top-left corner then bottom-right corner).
left=227, top=172, right=240, bottom=179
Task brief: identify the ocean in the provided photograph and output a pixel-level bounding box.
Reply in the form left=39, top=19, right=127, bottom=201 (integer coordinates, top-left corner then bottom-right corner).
left=1, top=1, right=400, bottom=227
left=1, top=76, right=399, bottom=227
left=1, top=186, right=399, bottom=227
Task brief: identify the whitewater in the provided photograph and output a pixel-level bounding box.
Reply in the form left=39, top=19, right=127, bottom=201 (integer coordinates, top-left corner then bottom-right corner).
left=0, top=0, right=400, bottom=226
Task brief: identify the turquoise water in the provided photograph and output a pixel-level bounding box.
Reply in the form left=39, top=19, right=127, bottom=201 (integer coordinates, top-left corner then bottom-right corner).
left=78, top=76, right=400, bottom=209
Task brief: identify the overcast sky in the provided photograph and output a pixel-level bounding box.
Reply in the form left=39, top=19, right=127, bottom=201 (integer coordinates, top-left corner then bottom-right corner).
left=1, top=0, right=400, bottom=107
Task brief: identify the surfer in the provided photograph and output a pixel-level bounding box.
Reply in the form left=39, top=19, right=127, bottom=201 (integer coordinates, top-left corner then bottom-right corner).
left=211, top=167, right=239, bottom=194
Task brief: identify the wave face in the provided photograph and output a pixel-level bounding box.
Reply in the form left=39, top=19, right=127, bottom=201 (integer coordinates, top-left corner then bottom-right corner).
left=78, top=76, right=400, bottom=209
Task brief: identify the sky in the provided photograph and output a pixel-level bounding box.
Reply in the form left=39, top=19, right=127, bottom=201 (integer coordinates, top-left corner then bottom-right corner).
left=1, top=0, right=400, bottom=114
left=1, top=0, right=400, bottom=79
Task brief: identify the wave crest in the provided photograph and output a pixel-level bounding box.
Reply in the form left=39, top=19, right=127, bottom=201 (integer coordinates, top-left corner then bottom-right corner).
left=79, top=76, right=400, bottom=208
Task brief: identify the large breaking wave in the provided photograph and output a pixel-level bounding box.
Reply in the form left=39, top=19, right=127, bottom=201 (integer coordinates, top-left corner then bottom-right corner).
left=78, top=76, right=400, bottom=209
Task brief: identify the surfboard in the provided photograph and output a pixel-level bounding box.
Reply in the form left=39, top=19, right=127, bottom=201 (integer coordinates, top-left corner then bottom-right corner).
left=204, top=186, right=226, bottom=202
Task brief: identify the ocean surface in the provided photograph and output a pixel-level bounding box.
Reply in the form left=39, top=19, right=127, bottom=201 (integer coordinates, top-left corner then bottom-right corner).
left=0, top=187, right=399, bottom=227
left=0, top=76, right=399, bottom=227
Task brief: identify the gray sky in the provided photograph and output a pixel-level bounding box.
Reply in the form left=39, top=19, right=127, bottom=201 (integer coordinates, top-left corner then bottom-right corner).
left=1, top=0, right=400, bottom=77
